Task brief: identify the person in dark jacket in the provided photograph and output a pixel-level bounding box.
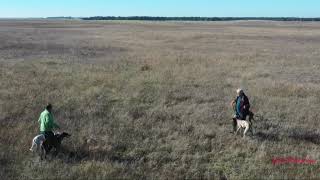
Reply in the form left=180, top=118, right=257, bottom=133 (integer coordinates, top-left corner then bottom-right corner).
left=231, top=89, right=250, bottom=132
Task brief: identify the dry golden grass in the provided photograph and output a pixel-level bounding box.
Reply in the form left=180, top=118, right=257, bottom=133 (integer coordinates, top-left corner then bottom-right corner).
left=1, top=20, right=320, bottom=179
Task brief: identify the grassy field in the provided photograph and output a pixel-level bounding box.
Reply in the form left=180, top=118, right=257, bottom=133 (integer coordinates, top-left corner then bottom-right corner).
left=1, top=20, right=320, bottom=179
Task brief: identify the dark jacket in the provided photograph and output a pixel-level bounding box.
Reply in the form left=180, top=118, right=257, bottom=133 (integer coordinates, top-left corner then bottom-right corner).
left=235, top=94, right=250, bottom=119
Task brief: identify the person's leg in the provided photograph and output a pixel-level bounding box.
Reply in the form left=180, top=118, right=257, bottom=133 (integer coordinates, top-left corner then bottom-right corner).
left=42, top=131, right=54, bottom=153
left=232, top=115, right=237, bottom=132
left=238, top=110, right=244, bottom=120
left=242, top=114, right=247, bottom=120
left=241, top=109, right=248, bottom=120
left=248, top=110, right=254, bottom=131
left=47, top=131, right=55, bottom=144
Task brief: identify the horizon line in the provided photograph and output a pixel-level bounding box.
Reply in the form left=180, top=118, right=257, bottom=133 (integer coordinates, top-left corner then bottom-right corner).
left=1, top=16, right=320, bottom=19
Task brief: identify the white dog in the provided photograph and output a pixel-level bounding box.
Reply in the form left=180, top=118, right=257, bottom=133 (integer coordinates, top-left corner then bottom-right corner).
left=235, top=119, right=252, bottom=137
left=30, top=134, right=46, bottom=157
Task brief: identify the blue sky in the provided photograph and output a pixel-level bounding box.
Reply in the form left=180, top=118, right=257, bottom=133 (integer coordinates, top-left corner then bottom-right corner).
left=0, top=0, right=319, bottom=18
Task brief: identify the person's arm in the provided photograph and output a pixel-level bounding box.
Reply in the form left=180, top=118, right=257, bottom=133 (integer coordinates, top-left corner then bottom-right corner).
left=230, top=100, right=235, bottom=107
left=46, top=113, right=60, bottom=129
left=230, top=99, right=236, bottom=112
left=231, top=98, right=237, bottom=107
left=44, top=113, right=50, bottom=129
left=243, top=96, right=250, bottom=110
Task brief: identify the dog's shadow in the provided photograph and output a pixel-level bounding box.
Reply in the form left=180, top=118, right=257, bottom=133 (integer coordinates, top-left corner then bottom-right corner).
left=254, top=131, right=280, bottom=142
left=54, top=145, right=134, bottom=164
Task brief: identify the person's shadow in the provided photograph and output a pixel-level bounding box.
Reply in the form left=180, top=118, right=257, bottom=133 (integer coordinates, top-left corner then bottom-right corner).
left=287, top=129, right=320, bottom=145
left=251, top=114, right=320, bottom=144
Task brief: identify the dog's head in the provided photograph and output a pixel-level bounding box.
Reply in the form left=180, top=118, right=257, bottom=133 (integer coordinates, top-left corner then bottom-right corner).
left=61, top=132, right=71, bottom=138
left=55, top=132, right=71, bottom=141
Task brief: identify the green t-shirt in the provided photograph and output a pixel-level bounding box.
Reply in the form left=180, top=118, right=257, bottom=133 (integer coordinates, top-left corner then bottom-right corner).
left=38, top=109, right=59, bottom=132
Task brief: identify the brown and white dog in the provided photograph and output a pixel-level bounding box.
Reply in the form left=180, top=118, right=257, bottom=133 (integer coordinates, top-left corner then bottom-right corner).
left=235, top=119, right=251, bottom=137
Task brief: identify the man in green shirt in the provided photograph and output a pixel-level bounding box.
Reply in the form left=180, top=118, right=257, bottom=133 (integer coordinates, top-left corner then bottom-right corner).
left=38, top=104, right=60, bottom=143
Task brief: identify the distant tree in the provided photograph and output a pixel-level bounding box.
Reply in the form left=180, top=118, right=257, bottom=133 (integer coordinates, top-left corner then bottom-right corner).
left=81, top=16, right=320, bottom=22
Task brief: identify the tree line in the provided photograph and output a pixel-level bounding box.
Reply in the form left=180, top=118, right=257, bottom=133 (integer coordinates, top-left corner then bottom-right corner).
left=81, top=16, right=320, bottom=21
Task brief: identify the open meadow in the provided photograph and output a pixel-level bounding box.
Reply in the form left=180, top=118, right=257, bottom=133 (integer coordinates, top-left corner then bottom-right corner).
left=1, top=20, right=320, bottom=179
